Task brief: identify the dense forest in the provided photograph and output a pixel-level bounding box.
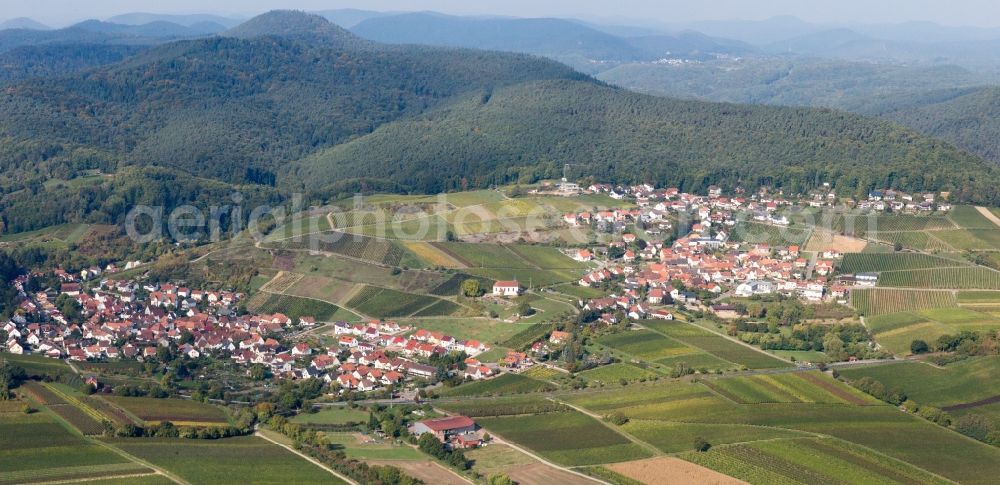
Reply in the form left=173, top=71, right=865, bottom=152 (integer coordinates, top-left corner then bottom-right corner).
left=293, top=79, right=1000, bottom=201
left=595, top=58, right=992, bottom=110
left=0, top=16, right=584, bottom=191
left=1, top=10, right=1000, bottom=237
left=857, top=87, right=1000, bottom=165
left=0, top=44, right=147, bottom=85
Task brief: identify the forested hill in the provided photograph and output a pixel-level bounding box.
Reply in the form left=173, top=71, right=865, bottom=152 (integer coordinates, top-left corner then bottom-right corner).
left=292, top=79, right=1000, bottom=201
left=1, top=10, right=1000, bottom=235
left=857, top=86, right=1000, bottom=165
left=0, top=11, right=587, bottom=185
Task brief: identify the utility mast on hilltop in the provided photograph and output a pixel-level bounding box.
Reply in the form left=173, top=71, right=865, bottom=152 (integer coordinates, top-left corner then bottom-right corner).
left=560, top=163, right=581, bottom=195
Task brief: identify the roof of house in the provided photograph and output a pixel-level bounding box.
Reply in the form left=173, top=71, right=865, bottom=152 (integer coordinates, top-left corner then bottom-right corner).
left=418, top=416, right=476, bottom=432
left=493, top=280, right=520, bottom=288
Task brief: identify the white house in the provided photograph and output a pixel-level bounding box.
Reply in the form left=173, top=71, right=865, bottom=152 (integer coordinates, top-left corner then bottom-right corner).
left=492, top=280, right=521, bottom=297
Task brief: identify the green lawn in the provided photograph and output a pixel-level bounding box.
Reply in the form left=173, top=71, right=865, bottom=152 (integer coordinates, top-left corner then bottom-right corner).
left=320, top=432, right=424, bottom=460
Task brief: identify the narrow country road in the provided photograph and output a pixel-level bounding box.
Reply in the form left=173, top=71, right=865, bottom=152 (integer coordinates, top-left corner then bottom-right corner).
left=976, top=206, right=1000, bottom=228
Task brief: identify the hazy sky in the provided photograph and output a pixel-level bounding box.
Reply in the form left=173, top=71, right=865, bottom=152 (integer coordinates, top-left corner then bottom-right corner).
left=9, top=0, right=1000, bottom=28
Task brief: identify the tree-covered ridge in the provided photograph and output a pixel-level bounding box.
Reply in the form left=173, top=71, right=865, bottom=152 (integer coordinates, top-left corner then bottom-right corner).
left=0, top=32, right=585, bottom=187
left=294, top=78, right=1000, bottom=201
left=858, top=86, right=1000, bottom=165
left=1, top=10, right=1000, bottom=239
left=595, top=58, right=991, bottom=111
left=0, top=166, right=279, bottom=235
left=0, top=44, right=148, bottom=85
left=222, top=9, right=371, bottom=49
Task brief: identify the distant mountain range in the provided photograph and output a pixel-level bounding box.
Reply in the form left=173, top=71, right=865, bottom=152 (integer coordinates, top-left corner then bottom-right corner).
left=0, top=18, right=224, bottom=54
left=0, top=17, right=49, bottom=30
left=349, top=12, right=754, bottom=72
left=106, top=13, right=244, bottom=28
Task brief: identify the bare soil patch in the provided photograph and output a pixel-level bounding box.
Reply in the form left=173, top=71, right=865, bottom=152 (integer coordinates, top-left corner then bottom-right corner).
left=607, top=456, right=747, bottom=485
left=943, top=394, right=1000, bottom=412
left=805, top=231, right=868, bottom=253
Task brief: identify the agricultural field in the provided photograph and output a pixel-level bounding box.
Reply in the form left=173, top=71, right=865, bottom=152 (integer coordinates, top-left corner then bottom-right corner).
left=401, top=240, right=466, bottom=268
left=839, top=357, right=1000, bottom=417
left=681, top=437, right=951, bottom=485
left=851, top=288, right=957, bottom=317
left=292, top=407, right=369, bottom=426
left=557, top=376, right=1000, bottom=484
left=0, top=352, right=73, bottom=377
left=838, top=253, right=968, bottom=273
left=622, top=420, right=810, bottom=453
left=507, top=244, right=589, bottom=269
left=0, top=222, right=93, bottom=245
left=595, top=329, right=695, bottom=363
left=443, top=190, right=506, bottom=207
left=877, top=266, right=1000, bottom=289
left=465, top=443, right=592, bottom=485
left=949, top=205, right=998, bottom=229
left=258, top=271, right=303, bottom=293
left=606, top=456, right=745, bottom=485
left=703, top=372, right=877, bottom=405
left=262, top=213, right=332, bottom=242
left=436, top=395, right=567, bottom=418
left=320, top=432, right=425, bottom=460
left=866, top=231, right=953, bottom=252
left=106, top=436, right=344, bottom=484
left=273, top=231, right=404, bottom=266
left=431, top=242, right=534, bottom=268
left=643, top=320, right=789, bottom=369
left=464, top=266, right=582, bottom=287
left=477, top=410, right=653, bottom=466
left=438, top=373, right=555, bottom=397
left=346, top=285, right=460, bottom=318
left=864, top=307, right=1000, bottom=355
left=406, top=318, right=529, bottom=345
left=535, top=193, right=634, bottom=213
left=829, top=213, right=944, bottom=236
left=248, top=292, right=357, bottom=322
left=282, top=275, right=359, bottom=303
left=499, top=322, right=552, bottom=350
left=0, top=411, right=149, bottom=485
left=729, top=222, right=811, bottom=246
left=932, top=229, right=1000, bottom=251
left=103, top=397, right=229, bottom=425
left=426, top=273, right=493, bottom=296
left=578, top=363, right=661, bottom=384
left=804, top=231, right=868, bottom=253
left=520, top=365, right=566, bottom=381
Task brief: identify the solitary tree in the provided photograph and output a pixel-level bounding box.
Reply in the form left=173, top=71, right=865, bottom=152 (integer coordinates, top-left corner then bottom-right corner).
left=461, top=279, right=482, bottom=297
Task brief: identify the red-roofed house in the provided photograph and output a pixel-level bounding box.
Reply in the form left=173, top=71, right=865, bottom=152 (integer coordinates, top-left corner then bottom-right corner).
left=492, top=280, right=521, bottom=297
left=411, top=416, right=477, bottom=442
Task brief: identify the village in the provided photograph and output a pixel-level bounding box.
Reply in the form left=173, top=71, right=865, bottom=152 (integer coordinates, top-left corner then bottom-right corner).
left=0, top=182, right=955, bottom=404
left=1, top=267, right=512, bottom=398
